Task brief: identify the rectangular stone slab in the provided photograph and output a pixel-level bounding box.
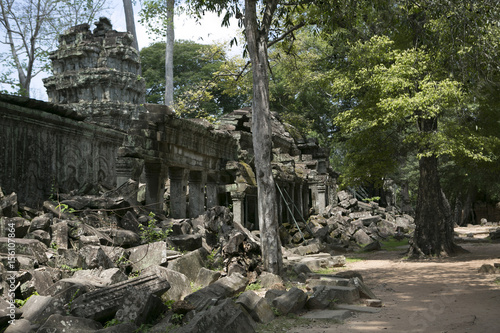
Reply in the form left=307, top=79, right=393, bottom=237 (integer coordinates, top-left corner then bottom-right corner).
left=70, top=272, right=170, bottom=321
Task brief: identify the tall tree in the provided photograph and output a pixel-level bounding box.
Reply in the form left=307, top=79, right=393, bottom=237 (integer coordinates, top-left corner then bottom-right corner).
left=0, top=0, right=107, bottom=97
left=140, top=0, right=176, bottom=107
left=123, top=0, right=139, bottom=52
left=186, top=0, right=307, bottom=274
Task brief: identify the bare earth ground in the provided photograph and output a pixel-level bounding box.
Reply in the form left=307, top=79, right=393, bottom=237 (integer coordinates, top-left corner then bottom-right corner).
left=259, top=240, right=500, bottom=333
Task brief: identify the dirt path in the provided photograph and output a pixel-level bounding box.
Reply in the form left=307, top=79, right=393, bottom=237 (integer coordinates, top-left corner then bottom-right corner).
left=286, top=242, right=500, bottom=333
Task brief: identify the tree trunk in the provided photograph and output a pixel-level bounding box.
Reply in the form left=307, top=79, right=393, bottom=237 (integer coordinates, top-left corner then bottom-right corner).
left=164, top=0, right=174, bottom=107
left=408, top=118, right=462, bottom=257
left=244, top=0, right=282, bottom=274
left=122, top=0, right=139, bottom=52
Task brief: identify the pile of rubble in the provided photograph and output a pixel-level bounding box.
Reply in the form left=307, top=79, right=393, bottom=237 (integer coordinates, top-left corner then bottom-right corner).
left=282, top=190, right=416, bottom=253
left=0, top=185, right=389, bottom=332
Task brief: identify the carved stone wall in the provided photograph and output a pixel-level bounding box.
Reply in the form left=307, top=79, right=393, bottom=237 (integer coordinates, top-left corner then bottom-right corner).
left=0, top=94, right=124, bottom=206
left=43, top=18, right=145, bottom=130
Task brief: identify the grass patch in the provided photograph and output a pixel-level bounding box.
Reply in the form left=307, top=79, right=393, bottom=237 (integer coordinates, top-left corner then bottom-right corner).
left=345, top=257, right=364, bottom=263
left=246, top=281, right=263, bottom=291
left=380, top=237, right=409, bottom=251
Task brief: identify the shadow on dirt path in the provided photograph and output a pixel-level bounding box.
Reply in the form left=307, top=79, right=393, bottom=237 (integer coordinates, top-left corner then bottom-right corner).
left=284, top=242, right=500, bottom=333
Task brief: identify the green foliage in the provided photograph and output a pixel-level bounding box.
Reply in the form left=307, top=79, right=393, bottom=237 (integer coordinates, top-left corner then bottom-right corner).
left=59, top=264, right=82, bottom=273
left=245, top=281, right=263, bottom=291
left=104, top=319, right=122, bottom=328
left=14, top=291, right=39, bottom=308
left=206, top=248, right=224, bottom=271
left=66, top=288, right=81, bottom=314
left=138, top=212, right=171, bottom=243
left=139, top=40, right=249, bottom=119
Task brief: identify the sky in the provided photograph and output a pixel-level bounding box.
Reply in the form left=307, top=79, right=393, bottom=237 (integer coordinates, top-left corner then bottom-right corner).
left=7, top=1, right=241, bottom=101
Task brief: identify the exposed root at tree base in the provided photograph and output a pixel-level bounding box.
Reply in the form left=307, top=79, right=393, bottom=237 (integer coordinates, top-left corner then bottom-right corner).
left=406, top=240, right=469, bottom=259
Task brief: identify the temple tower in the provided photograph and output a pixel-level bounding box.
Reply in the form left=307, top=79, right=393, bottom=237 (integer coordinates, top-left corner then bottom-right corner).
left=43, top=18, right=145, bottom=130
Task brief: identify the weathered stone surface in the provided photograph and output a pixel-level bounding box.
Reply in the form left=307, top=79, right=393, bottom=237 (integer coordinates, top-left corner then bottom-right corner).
left=19, top=268, right=54, bottom=298
left=353, top=229, right=372, bottom=245
left=309, top=285, right=360, bottom=305
left=36, top=313, right=103, bottom=332
left=141, top=265, right=191, bottom=302
left=307, top=276, right=350, bottom=288
left=72, top=267, right=127, bottom=286
left=118, top=211, right=141, bottom=233
left=20, top=295, right=65, bottom=326
left=51, top=222, right=69, bottom=250
left=0, top=191, right=18, bottom=218
left=349, top=277, right=377, bottom=299
left=478, top=264, right=496, bottom=274
left=258, top=272, right=284, bottom=289
left=43, top=277, right=99, bottom=299
left=26, top=230, right=51, bottom=247
left=128, top=241, right=173, bottom=272
left=115, top=288, right=166, bottom=326
left=168, top=248, right=207, bottom=282
left=106, top=229, right=141, bottom=247
left=79, top=245, right=115, bottom=269
left=0, top=237, right=48, bottom=265
left=2, top=217, right=30, bottom=238
left=55, top=248, right=84, bottom=269
left=168, top=234, right=203, bottom=252
left=70, top=273, right=170, bottom=321
left=236, top=291, right=275, bottom=323
left=272, top=287, right=308, bottom=315
left=184, top=273, right=248, bottom=311
left=28, top=215, right=52, bottom=233
left=4, top=319, right=35, bottom=333
left=171, top=298, right=256, bottom=333
left=0, top=297, right=22, bottom=327
left=195, top=267, right=221, bottom=288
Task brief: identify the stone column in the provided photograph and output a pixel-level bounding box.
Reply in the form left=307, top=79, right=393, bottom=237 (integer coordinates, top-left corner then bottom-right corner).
left=303, top=185, right=310, bottom=217
left=206, top=173, right=219, bottom=209
left=188, top=170, right=205, bottom=218
left=296, top=184, right=304, bottom=219
left=116, top=157, right=141, bottom=187
left=317, top=184, right=327, bottom=215
left=231, top=191, right=245, bottom=227
left=169, top=167, right=187, bottom=218
left=144, top=162, right=164, bottom=214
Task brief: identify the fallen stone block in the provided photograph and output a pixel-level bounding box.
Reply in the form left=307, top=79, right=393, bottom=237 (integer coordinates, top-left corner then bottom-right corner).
left=195, top=267, right=221, bottom=288
left=106, top=229, right=141, bottom=248
left=28, top=214, right=52, bottom=233
left=79, top=245, right=115, bottom=269
left=72, top=267, right=127, bottom=286
left=51, top=221, right=69, bottom=250
left=171, top=298, right=256, bottom=333
left=272, top=287, right=308, bottom=315
left=128, top=241, right=175, bottom=272
left=36, top=313, right=103, bottom=332
left=307, top=275, right=350, bottom=288
left=0, top=297, right=22, bottom=327
left=168, top=248, right=207, bottom=282
left=184, top=272, right=248, bottom=311
left=478, top=264, right=496, bottom=274
left=236, top=291, right=275, bottom=323
left=0, top=191, right=18, bottom=218
left=4, top=319, right=35, bottom=333
left=258, top=271, right=284, bottom=289
left=2, top=217, right=30, bottom=238
left=26, top=230, right=51, bottom=247
left=141, top=265, right=191, bottom=302
left=0, top=237, right=48, bottom=265
left=70, top=272, right=170, bottom=321
left=20, top=295, right=65, bottom=326
left=118, top=211, right=141, bottom=233
left=363, top=299, right=383, bottom=307
left=168, top=234, right=203, bottom=252
left=115, top=288, right=166, bottom=326
left=349, top=277, right=377, bottom=299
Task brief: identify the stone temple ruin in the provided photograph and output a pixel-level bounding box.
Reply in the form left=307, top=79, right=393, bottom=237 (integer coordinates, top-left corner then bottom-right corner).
left=0, top=17, right=336, bottom=233
left=0, top=18, right=429, bottom=333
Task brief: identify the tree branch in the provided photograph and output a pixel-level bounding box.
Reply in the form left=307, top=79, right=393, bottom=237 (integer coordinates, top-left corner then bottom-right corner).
left=268, top=22, right=305, bottom=48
